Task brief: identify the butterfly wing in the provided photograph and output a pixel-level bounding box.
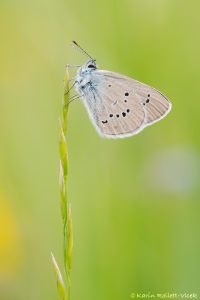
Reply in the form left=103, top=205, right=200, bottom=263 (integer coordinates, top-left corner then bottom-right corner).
left=82, top=70, right=172, bottom=138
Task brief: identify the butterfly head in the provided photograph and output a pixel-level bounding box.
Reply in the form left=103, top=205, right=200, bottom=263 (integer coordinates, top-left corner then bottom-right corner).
left=78, top=60, right=97, bottom=77
left=85, top=59, right=97, bottom=70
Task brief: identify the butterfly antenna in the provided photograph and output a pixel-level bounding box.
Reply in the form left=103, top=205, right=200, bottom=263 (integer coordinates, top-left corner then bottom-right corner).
left=71, top=41, right=95, bottom=61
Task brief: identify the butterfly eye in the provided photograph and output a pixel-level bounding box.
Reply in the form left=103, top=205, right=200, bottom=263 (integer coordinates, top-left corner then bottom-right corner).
left=88, top=64, right=95, bottom=68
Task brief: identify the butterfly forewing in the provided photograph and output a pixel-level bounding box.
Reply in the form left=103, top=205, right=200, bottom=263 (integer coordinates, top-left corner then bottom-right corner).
left=84, top=70, right=171, bottom=138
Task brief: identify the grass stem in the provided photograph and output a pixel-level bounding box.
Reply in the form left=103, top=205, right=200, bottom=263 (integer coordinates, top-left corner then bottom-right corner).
left=52, top=66, right=73, bottom=300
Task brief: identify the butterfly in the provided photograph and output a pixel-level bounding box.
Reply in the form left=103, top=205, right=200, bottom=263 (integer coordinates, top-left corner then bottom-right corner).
left=71, top=41, right=172, bottom=139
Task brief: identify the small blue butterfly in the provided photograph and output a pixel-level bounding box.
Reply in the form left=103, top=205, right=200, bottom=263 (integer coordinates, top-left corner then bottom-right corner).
left=70, top=41, right=172, bottom=138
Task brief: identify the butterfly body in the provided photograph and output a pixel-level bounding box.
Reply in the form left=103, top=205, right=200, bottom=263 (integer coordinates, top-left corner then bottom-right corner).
left=75, top=59, right=172, bottom=138
left=76, top=60, right=98, bottom=93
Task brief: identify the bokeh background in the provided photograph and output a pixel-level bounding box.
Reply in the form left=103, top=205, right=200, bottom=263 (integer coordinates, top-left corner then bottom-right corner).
left=1, top=0, right=200, bottom=299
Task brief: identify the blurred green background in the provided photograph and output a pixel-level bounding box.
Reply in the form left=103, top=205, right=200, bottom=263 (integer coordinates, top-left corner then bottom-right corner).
left=1, top=0, right=200, bottom=299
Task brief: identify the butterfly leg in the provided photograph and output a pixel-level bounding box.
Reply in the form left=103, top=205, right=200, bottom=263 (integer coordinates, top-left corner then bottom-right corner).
left=63, top=77, right=76, bottom=82
left=65, top=64, right=82, bottom=68
left=69, top=94, right=83, bottom=104
left=64, top=65, right=82, bottom=102
left=64, top=80, right=78, bottom=96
